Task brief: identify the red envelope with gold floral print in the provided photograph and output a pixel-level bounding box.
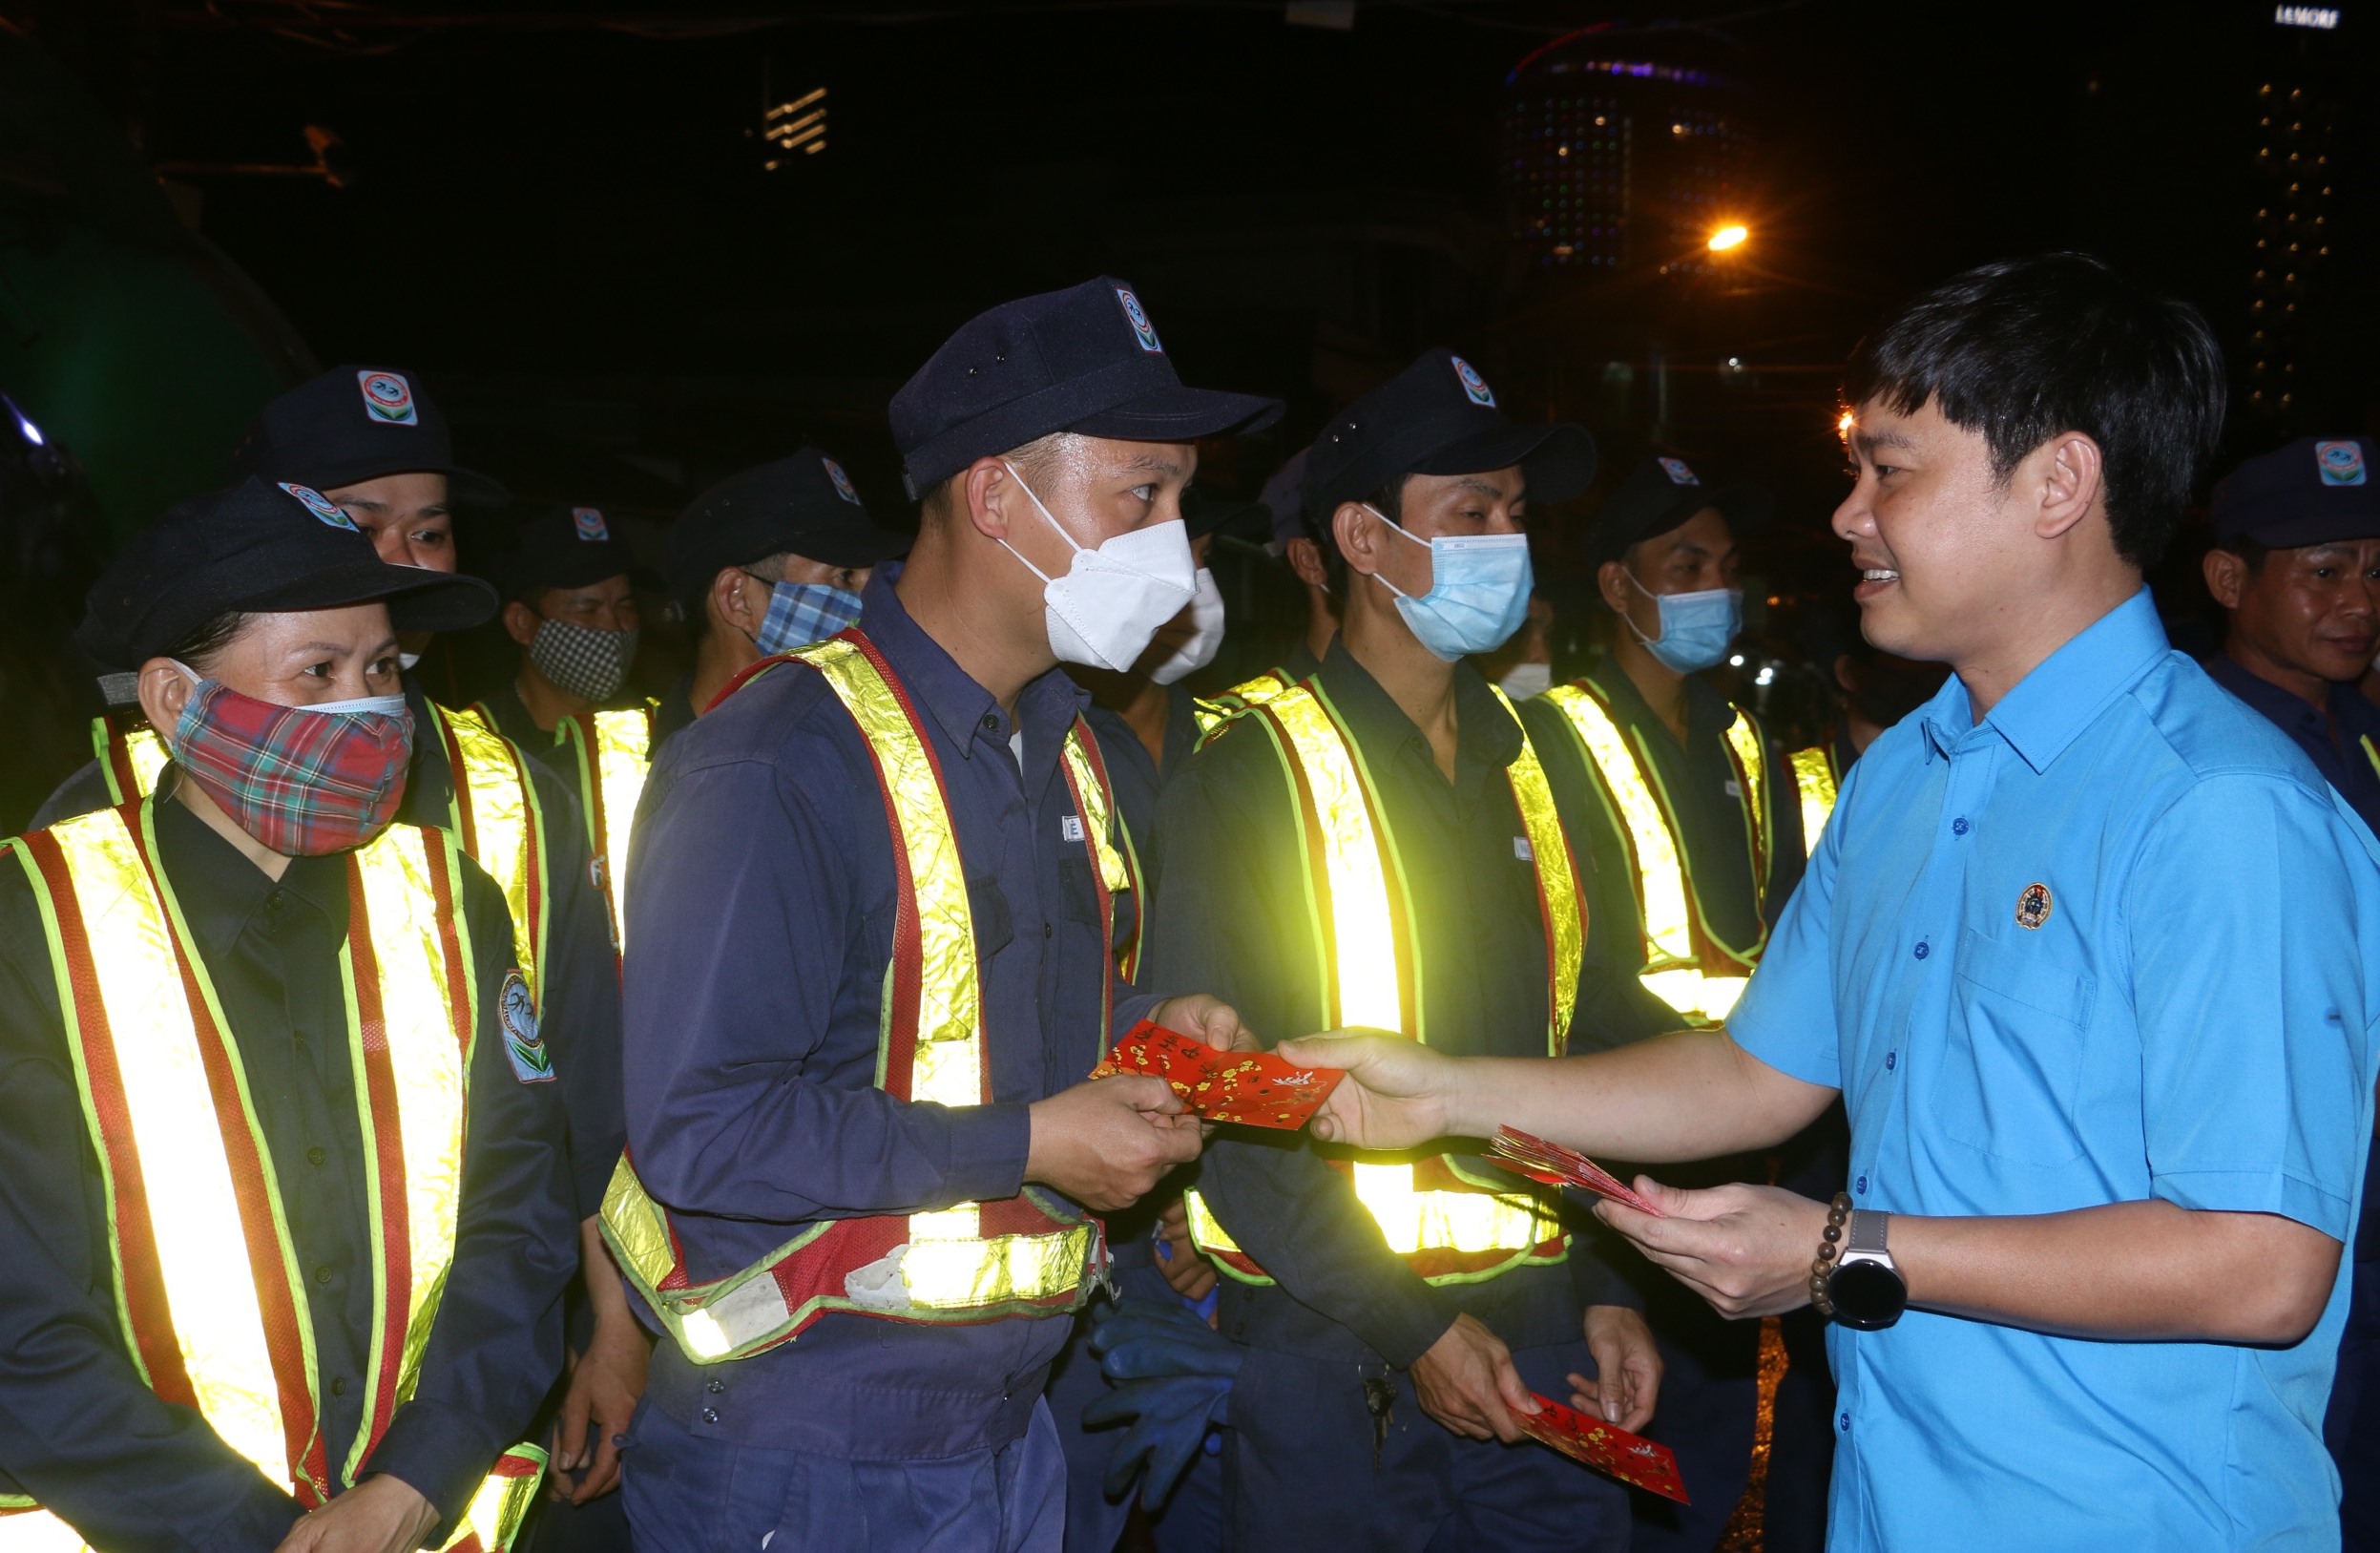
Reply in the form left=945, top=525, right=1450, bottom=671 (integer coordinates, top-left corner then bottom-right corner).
left=1514, top=1393, right=1691, bottom=1503
left=1094, top=1021, right=1343, bottom=1130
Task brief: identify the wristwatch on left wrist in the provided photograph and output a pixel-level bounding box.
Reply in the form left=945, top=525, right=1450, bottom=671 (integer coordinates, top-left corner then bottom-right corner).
left=1824, top=1207, right=1908, bottom=1331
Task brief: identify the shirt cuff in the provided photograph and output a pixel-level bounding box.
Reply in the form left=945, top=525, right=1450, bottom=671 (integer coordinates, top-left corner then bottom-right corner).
left=2150, top=1166, right=2355, bottom=1242
left=1342, top=1277, right=1464, bottom=1371
left=362, top=1399, right=506, bottom=1537
left=189, top=1486, right=306, bottom=1553
left=945, top=1101, right=1033, bottom=1207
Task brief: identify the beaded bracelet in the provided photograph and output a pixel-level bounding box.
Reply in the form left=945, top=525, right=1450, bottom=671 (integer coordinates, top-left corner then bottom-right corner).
left=1808, top=1190, right=1852, bottom=1318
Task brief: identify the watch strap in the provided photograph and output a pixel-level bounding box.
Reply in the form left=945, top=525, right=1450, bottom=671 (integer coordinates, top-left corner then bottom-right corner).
left=1846, top=1208, right=1890, bottom=1257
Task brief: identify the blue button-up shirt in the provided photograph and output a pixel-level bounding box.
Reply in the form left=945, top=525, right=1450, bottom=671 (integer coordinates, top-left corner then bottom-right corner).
left=620, top=566, right=1164, bottom=1459
left=1732, top=589, right=2380, bottom=1551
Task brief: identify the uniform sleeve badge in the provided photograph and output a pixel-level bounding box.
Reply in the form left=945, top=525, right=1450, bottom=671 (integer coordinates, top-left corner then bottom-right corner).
left=500, top=969, right=555, bottom=1082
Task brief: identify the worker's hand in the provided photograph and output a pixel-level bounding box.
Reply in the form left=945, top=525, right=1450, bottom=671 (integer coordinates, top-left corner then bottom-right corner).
left=1153, top=1196, right=1219, bottom=1305
left=1148, top=994, right=1259, bottom=1055
left=1028, top=1076, right=1201, bottom=1211
left=548, top=1322, right=650, bottom=1503
left=1596, top=1179, right=1829, bottom=1320
left=272, top=1473, right=439, bottom=1553
left=1271, top=1030, right=1458, bottom=1150
left=1573, top=1304, right=1662, bottom=1432
left=1409, top=1312, right=1534, bottom=1443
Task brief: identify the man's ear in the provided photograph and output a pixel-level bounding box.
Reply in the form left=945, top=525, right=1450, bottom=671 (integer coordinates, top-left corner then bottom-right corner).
left=710, top=568, right=761, bottom=636
left=1331, top=501, right=1385, bottom=578
left=135, top=658, right=194, bottom=745
left=501, top=600, right=542, bottom=648
left=1833, top=652, right=1860, bottom=698
left=960, top=458, right=1018, bottom=544
left=2203, top=547, right=2249, bottom=611
left=1596, top=558, right=1635, bottom=616
left=2034, top=431, right=2106, bottom=543
left=1284, top=535, right=1327, bottom=589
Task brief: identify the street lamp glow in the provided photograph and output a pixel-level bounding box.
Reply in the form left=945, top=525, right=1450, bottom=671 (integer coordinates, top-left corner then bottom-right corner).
left=1707, top=222, right=1748, bottom=253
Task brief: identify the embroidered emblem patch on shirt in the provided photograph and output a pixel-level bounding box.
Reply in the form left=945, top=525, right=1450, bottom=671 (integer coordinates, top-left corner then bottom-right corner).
left=2015, top=882, right=2054, bottom=931
left=500, top=969, right=554, bottom=1083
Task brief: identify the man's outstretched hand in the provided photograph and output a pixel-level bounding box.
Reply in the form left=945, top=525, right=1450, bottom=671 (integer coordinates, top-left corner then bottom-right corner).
left=1270, top=1030, right=1460, bottom=1149
left=1595, top=1178, right=1830, bottom=1320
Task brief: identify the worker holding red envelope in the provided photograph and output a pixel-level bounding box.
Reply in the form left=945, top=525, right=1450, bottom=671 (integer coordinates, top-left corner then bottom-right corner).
left=1138, top=349, right=1682, bottom=1551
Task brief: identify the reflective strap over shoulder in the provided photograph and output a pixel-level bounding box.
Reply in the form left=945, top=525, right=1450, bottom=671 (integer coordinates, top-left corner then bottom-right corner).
left=1059, top=718, right=1139, bottom=984
left=91, top=717, right=169, bottom=806
left=1720, top=708, right=1772, bottom=892
left=1192, top=669, right=1295, bottom=749
left=558, top=705, right=656, bottom=952
left=601, top=631, right=1102, bottom=1364
left=1787, top=745, right=1840, bottom=860
left=1492, top=687, right=1583, bottom=1055
left=428, top=704, right=550, bottom=1007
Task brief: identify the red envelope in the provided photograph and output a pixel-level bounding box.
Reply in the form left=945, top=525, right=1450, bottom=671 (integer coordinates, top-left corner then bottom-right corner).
left=1514, top=1393, right=1690, bottom=1504
left=1488, top=1126, right=1665, bottom=1217
left=1095, top=1022, right=1344, bottom=1130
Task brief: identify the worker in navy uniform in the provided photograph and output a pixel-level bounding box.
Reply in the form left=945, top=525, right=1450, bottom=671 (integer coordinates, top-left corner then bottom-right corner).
left=1262, top=448, right=1338, bottom=681
left=611, top=278, right=1277, bottom=1553
left=1140, top=347, right=1672, bottom=1552
left=37, top=366, right=643, bottom=1540
left=481, top=506, right=645, bottom=752
left=2202, top=433, right=2380, bottom=1551
left=1513, top=456, right=1812, bottom=1552
left=657, top=447, right=912, bottom=747
left=0, top=478, right=577, bottom=1551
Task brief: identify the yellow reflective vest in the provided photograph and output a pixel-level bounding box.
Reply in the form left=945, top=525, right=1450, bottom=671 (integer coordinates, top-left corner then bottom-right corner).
left=553, top=703, right=658, bottom=953
left=0, top=804, right=544, bottom=1552
left=87, top=704, right=556, bottom=1014
left=1191, top=667, right=1297, bottom=746
left=600, top=630, right=1137, bottom=1365
left=1182, top=681, right=1576, bottom=1287
left=1535, top=678, right=1785, bottom=1022
left=1786, top=743, right=1842, bottom=859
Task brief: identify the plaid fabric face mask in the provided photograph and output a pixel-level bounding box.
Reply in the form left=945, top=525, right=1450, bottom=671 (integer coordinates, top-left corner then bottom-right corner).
left=752, top=578, right=865, bottom=657
left=169, top=672, right=414, bottom=856
left=530, top=617, right=639, bottom=703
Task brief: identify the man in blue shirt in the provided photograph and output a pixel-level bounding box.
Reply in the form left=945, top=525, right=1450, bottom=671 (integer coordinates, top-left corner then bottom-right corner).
left=2202, top=434, right=2380, bottom=1550
left=616, top=278, right=1280, bottom=1553
left=1272, top=253, right=2380, bottom=1551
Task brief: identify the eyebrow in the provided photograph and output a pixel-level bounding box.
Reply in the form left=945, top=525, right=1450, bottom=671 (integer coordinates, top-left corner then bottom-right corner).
left=1456, top=476, right=1521, bottom=501
left=1853, top=430, right=1915, bottom=456
left=1116, top=452, right=1186, bottom=479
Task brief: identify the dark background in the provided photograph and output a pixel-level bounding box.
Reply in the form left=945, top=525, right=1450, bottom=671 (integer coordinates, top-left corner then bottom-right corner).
left=3, top=0, right=2375, bottom=821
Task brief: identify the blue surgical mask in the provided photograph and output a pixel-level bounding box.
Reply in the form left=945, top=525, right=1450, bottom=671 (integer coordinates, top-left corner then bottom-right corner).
left=1366, top=506, right=1534, bottom=662
left=751, top=578, right=864, bottom=656
left=1624, top=572, right=1743, bottom=673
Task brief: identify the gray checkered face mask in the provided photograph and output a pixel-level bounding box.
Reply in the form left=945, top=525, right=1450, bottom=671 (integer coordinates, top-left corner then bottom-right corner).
left=530, top=617, right=639, bottom=703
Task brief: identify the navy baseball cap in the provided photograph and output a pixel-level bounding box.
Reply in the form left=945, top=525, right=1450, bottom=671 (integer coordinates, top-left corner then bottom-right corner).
left=1584, top=455, right=1773, bottom=568
left=225, top=365, right=510, bottom=506
left=505, top=505, right=640, bottom=598
left=1258, top=449, right=1310, bottom=550
left=2212, top=436, right=2380, bottom=548
left=1302, top=349, right=1596, bottom=521
left=888, top=278, right=1283, bottom=500
left=1182, top=486, right=1271, bottom=544
left=76, top=477, right=498, bottom=670
left=667, top=448, right=912, bottom=611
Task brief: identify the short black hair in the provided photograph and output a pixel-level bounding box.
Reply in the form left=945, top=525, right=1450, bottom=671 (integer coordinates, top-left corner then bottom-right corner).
left=1843, top=252, right=2224, bottom=571
left=2211, top=534, right=2274, bottom=577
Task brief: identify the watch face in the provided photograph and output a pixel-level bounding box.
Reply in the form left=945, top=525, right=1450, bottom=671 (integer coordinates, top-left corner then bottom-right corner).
left=1828, top=1257, right=1908, bottom=1331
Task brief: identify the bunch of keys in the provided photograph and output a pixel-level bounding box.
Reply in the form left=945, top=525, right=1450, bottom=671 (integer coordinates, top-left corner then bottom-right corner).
left=1363, top=1375, right=1397, bottom=1472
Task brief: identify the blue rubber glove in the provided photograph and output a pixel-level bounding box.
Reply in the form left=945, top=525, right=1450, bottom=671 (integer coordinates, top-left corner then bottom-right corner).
left=1084, top=1298, right=1240, bottom=1509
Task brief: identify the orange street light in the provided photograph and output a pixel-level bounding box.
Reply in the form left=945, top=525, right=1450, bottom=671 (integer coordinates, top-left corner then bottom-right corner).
left=1707, top=222, right=1749, bottom=253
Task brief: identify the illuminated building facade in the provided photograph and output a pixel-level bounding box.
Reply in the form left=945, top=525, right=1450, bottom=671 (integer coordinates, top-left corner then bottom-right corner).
left=1499, top=43, right=1750, bottom=281
left=2247, top=8, right=2351, bottom=431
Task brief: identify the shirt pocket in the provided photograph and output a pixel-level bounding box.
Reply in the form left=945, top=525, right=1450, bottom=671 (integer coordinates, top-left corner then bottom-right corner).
left=1932, top=927, right=2097, bottom=1165
left=967, top=874, right=1016, bottom=959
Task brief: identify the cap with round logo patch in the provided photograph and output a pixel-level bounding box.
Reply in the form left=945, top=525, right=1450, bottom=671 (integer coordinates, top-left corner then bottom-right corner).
left=1584, top=455, right=1774, bottom=568
left=667, top=447, right=914, bottom=615
left=1302, top=348, right=1596, bottom=523
left=2211, top=435, right=2380, bottom=549
left=504, top=505, right=644, bottom=598
left=225, top=364, right=510, bottom=507
left=74, top=477, right=497, bottom=669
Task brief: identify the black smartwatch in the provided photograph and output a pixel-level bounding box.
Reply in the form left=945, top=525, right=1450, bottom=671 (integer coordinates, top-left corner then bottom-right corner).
left=1825, top=1207, right=1908, bottom=1331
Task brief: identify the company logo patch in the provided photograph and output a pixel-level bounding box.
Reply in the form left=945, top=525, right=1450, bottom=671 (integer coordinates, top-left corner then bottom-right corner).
left=1061, top=814, right=1087, bottom=844
left=571, top=506, right=610, bottom=541
left=2015, top=882, right=2053, bottom=931
left=499, top=970, right=554, bottom=1083
left=1658, top=456, right=1701, bottom=487
left=1116, top=287, right=1164, bottom=353
left=279, top=482, right=359, bottom=532
left=822, top=456, right=863, bottom=505
left=2317, top=440, right=2368, bottom=487
left=1451, top=355, right=1497, bottom=408
left=356, top=369, right=418, bottom=427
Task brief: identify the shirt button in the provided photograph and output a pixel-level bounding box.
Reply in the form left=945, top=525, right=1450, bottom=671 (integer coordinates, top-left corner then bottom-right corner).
left=980, top=714, right=998, bottom=731
left=1838, top=1411, right=1850, bottom=1434
left=313, top=1266, right=334, bottom=1286
left=1912, top=941, right=1930, bottom=960
left=306, top=1146, right=326, bottom=1166
left=1855, top=1175, right=1869, bottom=1195
left=265, top=891, right=286, bottom=913
left=706, top=1379, right=725, bottom=1395
left=700, top=1407, right=720, bottom=1424
left=330, top=1377, right=347, bottom=1397
left=1952, top=817, right=1971, bottom=836
left=1043, top=923, right=1054, bottom=940
left=1885, top=1051, right=1897, bottom=1071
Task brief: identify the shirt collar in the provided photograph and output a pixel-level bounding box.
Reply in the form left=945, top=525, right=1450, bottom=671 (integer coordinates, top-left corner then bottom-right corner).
left=857, top=562, right=1089, bottom=761
left=152, top=792, right=347, bottom=955
left=1922, top=587, right=2170, bottom=772
left=1585, top=656, right=1742, bottom=747
left=1315, top=641, right=1523, bottom=773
